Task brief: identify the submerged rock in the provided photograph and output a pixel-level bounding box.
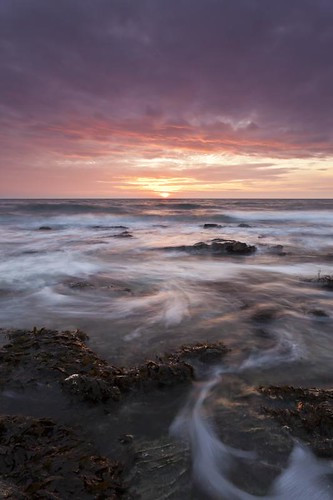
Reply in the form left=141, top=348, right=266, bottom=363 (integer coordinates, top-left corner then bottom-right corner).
left=92, top=225, right=129, bottom=230
left=111, top=231, right=133, bottom=238
left=308, top=309, right=329, bottom=318
left=250, top=306, right=280, bottom=322
left=317, top=275, right=333, bottom=289
left=304, top=274, right=333, bottom=290
left=162, top=239, right=256, bottom=255
left=68, top=280, right=95, bottom=289
left=268, top=244, right=286, bottom=256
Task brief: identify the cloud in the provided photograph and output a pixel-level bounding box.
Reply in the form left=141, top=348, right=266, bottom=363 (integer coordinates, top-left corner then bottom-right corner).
left=1, top=0, right=333, bottom=196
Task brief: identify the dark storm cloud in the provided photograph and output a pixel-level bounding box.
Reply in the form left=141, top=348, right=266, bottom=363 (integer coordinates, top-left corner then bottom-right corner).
left=1, top=0, right=333, bottom=161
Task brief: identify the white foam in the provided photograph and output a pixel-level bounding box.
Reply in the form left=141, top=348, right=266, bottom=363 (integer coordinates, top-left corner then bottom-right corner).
left=107, top=282, right=194, bottom=327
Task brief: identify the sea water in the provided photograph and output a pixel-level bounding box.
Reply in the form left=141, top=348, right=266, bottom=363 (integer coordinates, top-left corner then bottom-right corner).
left=0, top=198, right=332, bottom=497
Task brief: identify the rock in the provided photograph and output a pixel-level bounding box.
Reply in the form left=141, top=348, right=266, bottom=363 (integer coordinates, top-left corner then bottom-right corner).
left=64, top=278, right=131, bottom=294
left=268, top=244, right=286, bottom=256
left=162, top=239, right=256, bottom=255
left=317, top=275, right=333, bottom=289
left=304, top=275, right=333, bottom=290
left=309, top=309, right=329, bottom=317
left=203, top=223, right=222, bottom=228
left=38, top=226, right=52, bottom=231
left=125, top=436, right=191, bottom=500
left=118, top=434, right=134, bottom=445
left=238, top=223, right=251, bottom=228
left=0, top=478, right=26, bottom=499
left=62, top=374, right=121, bottom=403
left=92, top=225, right=129, bottom=230
left=211, top=239, right=256, bottom=254
left=68, top=280, right=95, bottom=289
left=111, top=231, right=133, bottom=238
left=0, top=329, right=228, bottom=404
left=251, top=306, right=280, bottom=322
left=259, top=385, right=333, bottom=457
left=0, top=415, right=124, bottom=498
left=169, top=341, right=229, bottom=363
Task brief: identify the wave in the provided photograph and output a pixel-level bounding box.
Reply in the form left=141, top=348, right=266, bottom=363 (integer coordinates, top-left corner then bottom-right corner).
left=17, top=201, right=126, bottom=215
left=154, top=202, right=204, bottom=210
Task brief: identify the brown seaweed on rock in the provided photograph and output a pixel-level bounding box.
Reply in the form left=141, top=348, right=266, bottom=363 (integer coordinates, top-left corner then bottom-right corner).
left=0, top=330, right=229, bottom=497
left=304, top=274, right=333, bottom=290
left=0, top=329, right=228, bottom=404
left=0, top=415, right=123, bottom=499
left=162, top=239, right=256, bottom=255
left=259, top=385, right=333, bottom=458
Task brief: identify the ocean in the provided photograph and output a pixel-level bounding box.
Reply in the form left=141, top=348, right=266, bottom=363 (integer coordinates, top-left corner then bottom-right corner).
left=0, top=198, right=332, bottom=498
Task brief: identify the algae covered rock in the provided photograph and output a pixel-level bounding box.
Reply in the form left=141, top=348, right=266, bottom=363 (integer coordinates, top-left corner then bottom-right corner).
left=259, top=385, right=333, bottom=458
left=62, top=373, right=121, bottom=403
left=162, top=239, right=256, bottom=256
left=0, top=415, right=124, bottom=499
left=0, top=329, right=228, bottom=404
left=203, top=223, right=222, bottom=229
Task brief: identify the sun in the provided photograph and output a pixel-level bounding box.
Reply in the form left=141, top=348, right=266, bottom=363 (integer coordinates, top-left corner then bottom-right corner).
left=159, top=192, right=170, bottom=198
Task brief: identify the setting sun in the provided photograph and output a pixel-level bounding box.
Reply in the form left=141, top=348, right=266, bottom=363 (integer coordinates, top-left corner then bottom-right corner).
left=159, top=192, right=170, bottom=198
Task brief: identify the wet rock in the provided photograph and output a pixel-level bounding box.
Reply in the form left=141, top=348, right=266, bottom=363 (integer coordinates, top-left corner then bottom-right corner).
left=254, top=328, right=273, bottom=339
left=169, top=341, right=229, bottom=363
left=62, top=374, right=121, bottom=403
left=303, top=274, right=333, bottom=290
left=316, top=275, right=333, bottom=289
left=125, top=436, right=191, bottom=500
left=250, top=306, right=280, bottom=322
left=268, top=244, right=286, bottom=256
left=259, top=385, right=333, bottom=404
left=210, top=239, right=256, bottom=254
left=163, top=239, right=256, bottom=255
left=64, top=278, right=132, bottom=294
left=118, top=434, right=134, bottom=445
left=0, top=478, right=27, bottom=499
left=111, top=231, right=133, bottom=238
left=238, top=223, right=251, bottom=228
left=92, top=225, right=129, bottom=230
left=259, top=385, right=333, bottom=457
left=203, top=223, right=222, bottom=229
left=0, top=329, right=228, bottom=404
left=0, top=415, right=124, bottom=498
left=38, top=226, right=52, bottom=231
left=68, top=280, right=95, bottom=289
left=309, top=309, right=329, bottom=317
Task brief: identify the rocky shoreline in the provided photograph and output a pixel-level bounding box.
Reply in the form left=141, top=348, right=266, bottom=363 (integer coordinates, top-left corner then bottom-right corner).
left=0, top=328, right=332, bottom=498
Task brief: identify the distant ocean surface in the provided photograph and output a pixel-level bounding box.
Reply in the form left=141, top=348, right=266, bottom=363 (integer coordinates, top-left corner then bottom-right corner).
left=1, top=198, right=333, bottom=498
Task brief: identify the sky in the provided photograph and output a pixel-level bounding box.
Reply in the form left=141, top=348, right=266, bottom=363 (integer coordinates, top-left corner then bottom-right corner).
left=1, top=0, right=333, bottom=199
